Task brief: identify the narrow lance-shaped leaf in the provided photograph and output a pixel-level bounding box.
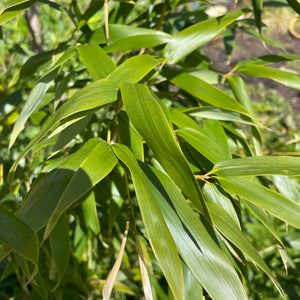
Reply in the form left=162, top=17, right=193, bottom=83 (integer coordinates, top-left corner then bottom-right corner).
left=226, top=75, right=262, bottom=155
left=120, top=82, right=210, bottom=218
left=164, top=9, right=249, bottom=64
left=9, top=55, right=160, bottom=182
left=9, top=68, right=59, bottom=148
left=103, top=24, right=172, bottom=53
left=176, top=127, right=229, bottom=163
left=81, top=191, right=100, bottom=235
left=252, top=0, right=263, bottom=33
left=207, top=202, right=285, bottom=298
left=219, top=177, right=300, bottom=229
left=43, top=138, right=117, bottom=239
left=0, top=0, right=37, bottom=25
left=286, top=0, right=300, bottom=14
left=0, top=207, right=38, bottom=268
left=8, top=79, right=118, bottom=183
left=108, top=55, right=161, bottom=88
left=112, top=143, right=184, bottom=300
left=77, top=45, right=116, bottom=81
left=212, top=156, right=300, bottom=177
left=171, top=72, right=254, bottom=117
left=140, top=163, right=247, bottom=300
left=237, top=64, right=300, bottom=90
left=19, top=138, right=113, bottom=232
left=49, top=213, right=70, bottom=291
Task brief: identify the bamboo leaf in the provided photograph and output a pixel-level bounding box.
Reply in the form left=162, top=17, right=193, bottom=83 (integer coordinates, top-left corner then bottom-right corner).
left=0, top=207, right=38, bottom=268
left=203, top=183, right=240, bottom=227
left=81, top=191, right=100, bottom=235
left=164, top=9, right=248, bottom=64
left=19, top=138, right=116, bottom=234
left=0, top=0, right=37, bottom=25
left=218, top=177, right=300, bottom=229
left=208, top=202, right=285, bottom=298
left=109, top=55, right=161, bottom=87
left=141, top=163, right=247, bottom=300
left=213, top=156, right=300, bottom=177
left=176, top=127, right=229, bottom=163
left=9, top=68, right=59, bottom=148
left=171, top=72, right=253, bottom=116
left=104, top=24, right=171, bottom=52
left=286, top=0, right=300, bottom=14
left=8, top=79, right=118, bottom=183
left=188, top=107, right=258, bottom=126
left=237, top=64, right=300, bottom=90
left=252, top=0, right=263, bottom=33
left=120, top=82, right=210, bottom=217
left=112, top=144, right=184, bottom=300
left=49, top=213, right=70, bottom=290
left=43, top=138, right=117, bottom=239
left=77, top=45, right=116, bottom=81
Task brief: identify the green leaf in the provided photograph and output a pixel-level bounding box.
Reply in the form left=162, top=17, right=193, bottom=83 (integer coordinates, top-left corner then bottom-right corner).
left=9, top=68, right=59, bottom=148
left=49, top=213, right=70, bottom=288
left=182, top=262, right=203, bottom=300
left=0, top=0, right=37, bottom=25
left=19, top=138, right=115, bottom=233
left=141, top=163, right=247, bottom=300
left=252, top=0, right=263, bottom=33
left=164, top=9, right=248, bottom=64
left=176, top=127, right=230, bottom=163
left=118, top=111, right=144, bottom=161
left=0, top=207, right=38, bottom=267
left=81, top=191, right=100, bottom=235
left=170, top=72, right=253, bottom=116
left=237, top=65, right=300, bottom=90
left=218, top=177, right=300, bottom=229
left=120, top=82, right=210, bottom=217
left=273, top=175, right=300, bottom=203
left=77, top=45, right=116, bottom=81
left=43, top=138, right=117, bottom=239
left=9, top=79, right=118, bottom=183
left=244, top=202, right=285, bottom=248
left=109, top=55, right=161, bottom=87
left=203, top=183, right=240, bottom=227
left=112, top=143, right=184, bottom=300
left=0, top=27, right=5, bottom=69
left=213, top=156, right=300, bottom=177
left=104, top=24, right=172, bottom=52
left=234, top=54, right=300, bottom=69
left=286, top=0, right=300, bottom=14
left=188, top=107, right=258, bottom=126
left=207, top=202, right=284, bottom=297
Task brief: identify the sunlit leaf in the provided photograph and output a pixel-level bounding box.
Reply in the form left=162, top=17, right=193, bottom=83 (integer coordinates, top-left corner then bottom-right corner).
left=120, top=82, right=210, bottom=217
left=77, top=44, right=116, bottom=81
left=219, top=177, right=300, bottom=229
left=164, top=9, right=248, bottom=64
left=112, top=144, right=184, bottom=300
left=43, top=138, right=117, bottom=239
left=237, top=64, right=300, bottom=90
left=141, top=163, right=247, bottom=300
left=0, top=0, right=37, bottom=25
left=213, top=156, right=300, bottom=177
